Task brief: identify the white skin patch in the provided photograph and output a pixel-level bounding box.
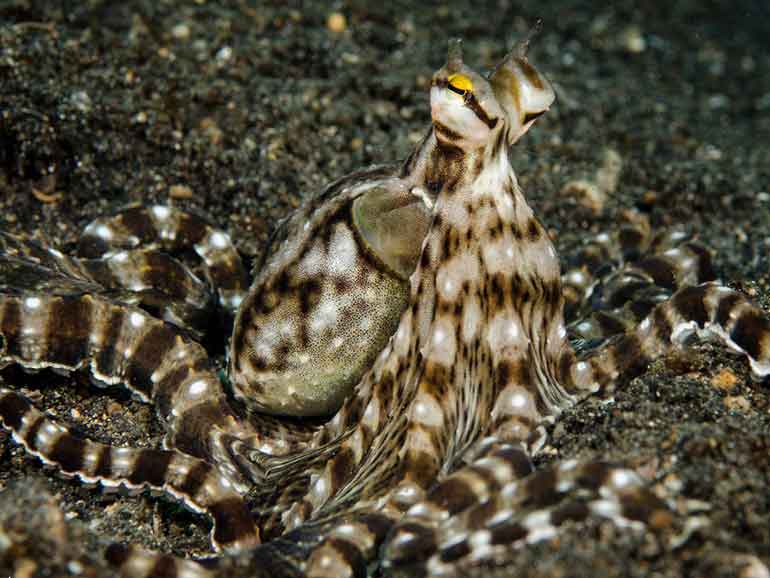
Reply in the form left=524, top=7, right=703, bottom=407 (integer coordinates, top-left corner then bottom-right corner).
left=436, top=254, right=479, bottom=300
left=209, top=231, right=229, bottom=249
left=608, top=469, right=638, bottom=490
left=297, top=242, right=325, bottom=277
left=95, top=224, right=114, bottom=240
left=187, top=379, right=208, bottom=397
left=494, top=385, right=537, bottom=419
left=410, top=392, right=444, bottom=427
left=482, top=237, right=515, bottom=275
left=327, top=225, right=358, bottom=276
left=225, top=293, right=244, bottom=310
left=129, top=311, right=145, bottom=329
left=309, top=298, right=339, bottom=334
left=462, top=294, right=481, bottom=342
left=151, top=205, right=171, bottom=220
left=486, top=313, right=525, bottom=355
left=23, top=296, right=42, bottom=310
left=425, top=317, right=456, bottom=366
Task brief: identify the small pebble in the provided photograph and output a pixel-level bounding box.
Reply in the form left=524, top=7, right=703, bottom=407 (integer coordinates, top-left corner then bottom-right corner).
left=561, top=179, right=606, bottom=214
left=171, top=23, right=191, bottom=40
left=107, top=401, right=123, bottom=416
left=711, top=367, right=739, bottom=391
left=621, top=26, right=646, bottom=53
left=326, top=12, right=347, bottom=33
left=724, top=395, right=751, bottom=412
left=169, top=184, right=194, bottom=199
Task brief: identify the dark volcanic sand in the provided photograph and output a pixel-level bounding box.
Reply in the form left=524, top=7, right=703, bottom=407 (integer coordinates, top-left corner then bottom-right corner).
left=1, top=1, right=769, bottom=576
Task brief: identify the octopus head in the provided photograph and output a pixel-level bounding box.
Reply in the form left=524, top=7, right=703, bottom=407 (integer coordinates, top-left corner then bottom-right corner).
left=430, top=38, right=555, bottom=152
left=489, top=36, right=556, bottom=145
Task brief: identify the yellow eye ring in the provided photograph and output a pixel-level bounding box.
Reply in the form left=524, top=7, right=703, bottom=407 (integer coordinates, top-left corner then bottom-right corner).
left=447, top=73, right=473, bottom=95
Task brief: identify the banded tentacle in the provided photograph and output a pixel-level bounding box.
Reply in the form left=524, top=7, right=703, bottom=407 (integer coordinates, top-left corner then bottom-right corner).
left=78, top=205, right=249, bottom=314
left=0, top=292, right=314, bottom=477
left=0, top=388, right=259, bottom=551
left=562, top=214, right=716, bottom=341
left=2, top=228, right=217, bottom=339
left=584, top=282, right=770, bottom=394
left=388, top=460, right=667, bottom=577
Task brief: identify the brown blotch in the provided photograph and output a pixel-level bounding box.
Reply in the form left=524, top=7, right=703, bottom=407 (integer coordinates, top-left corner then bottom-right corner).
left=104, top=543, right=131, bottom=567
left=128, top=449, right=173, bottom=487
left=174, top=212, right=208, bottom=246
left=92, top=308, right=127, bottom=380
left=93, top=445, right=113, bottom=478
left=575, top=461, right=612, bottom=491
left=595, top=312, right=629, bottom=337
left=117, top=206, right=156, bottom=243
left=148, top=555, right=179, bottom=578
left=488, top=521, right=527, bottom=546
left=652, top=306, right=673, bottom=344
left=421, top=361, right=450, bottom=398
left=491, top=445, right=533, bottom=479
left=440, top=537, right=470, bottom=563
left=716, top=292, right=745, bottom=327
left=0, top=298, right=22, bottom=358
left=609, top=280, right=649, bottom=309
left=523, top=468, right=560, bottom=507
left=297, top=277, right=323, bottom=316
left=330, top=446, right=356, bottom=491
left=0, top=391, right=31, bottom=431
left=177, top=460, right=212, bottom=497
left=731, top=310, right=769, bottom=361
left=210, top=496, right=257, bottom=547
left=636, top=257, right=677, bottom=290
left=154, top=356, right=210, bottom=417
left=465, top=497, right=500, bottom=530
left=526, top=218, right=542, bottom=242
left=46, top=296, right=93, bottom=368
left=49, top=434, right=87, bottom=474
left=619, top=490, right=668, bottom=523
left=404, top=449, right=439, bottom=489
left=321, top=537, right=366, bottom=574
left=124, top=323, right=178, bottom=399
left=387, top=522, right=436, bottom=564
left=612, top=333, right=650, bottom=378
left=171, top=400, right=231, bottom=460
left=551, top=500, right=590, bottom=526
left=428, top=476, right=477, bottom=515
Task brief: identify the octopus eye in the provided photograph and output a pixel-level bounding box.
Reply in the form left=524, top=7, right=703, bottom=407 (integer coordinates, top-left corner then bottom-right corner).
left=447, top=73, right=473, bottom=97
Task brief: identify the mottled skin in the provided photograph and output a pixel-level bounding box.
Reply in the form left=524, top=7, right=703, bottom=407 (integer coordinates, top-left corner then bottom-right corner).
left=1, top=39, right=770, bottom=578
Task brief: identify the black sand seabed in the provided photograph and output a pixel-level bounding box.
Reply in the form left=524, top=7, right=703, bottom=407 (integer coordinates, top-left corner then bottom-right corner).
left=1, top=1, right=769, bottom=576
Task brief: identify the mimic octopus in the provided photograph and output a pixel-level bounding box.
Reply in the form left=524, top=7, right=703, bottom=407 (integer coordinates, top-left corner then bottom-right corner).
left=1, top=39, right=769, bottom=578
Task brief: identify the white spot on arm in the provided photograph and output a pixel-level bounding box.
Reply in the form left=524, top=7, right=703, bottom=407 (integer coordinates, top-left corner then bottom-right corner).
left=187, top=379, right=208, bottom=397
left=23, top=296, right=42, bottom=310
left=151, top=205, right=171, bottom=220
left=95, top=224, right=114, bottom=241
left=209, top=231, right=229, bottom=249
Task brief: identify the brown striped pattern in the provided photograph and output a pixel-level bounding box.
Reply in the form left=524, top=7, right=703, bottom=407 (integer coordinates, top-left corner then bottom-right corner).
left=0, top=388, right=258, bottom=551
